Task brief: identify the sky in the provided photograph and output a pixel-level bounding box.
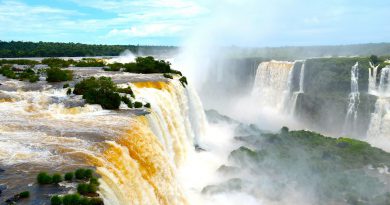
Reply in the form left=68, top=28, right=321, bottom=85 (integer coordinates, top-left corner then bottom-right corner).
left=0, top=0, right=389, bottom=46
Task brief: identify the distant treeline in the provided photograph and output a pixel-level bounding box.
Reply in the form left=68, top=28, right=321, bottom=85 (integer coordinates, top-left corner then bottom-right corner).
left=0, top=41, right=177, bottom=58
left=1, top=40, right=390, bottom=59
left=229, top=43, right=390, bottom=60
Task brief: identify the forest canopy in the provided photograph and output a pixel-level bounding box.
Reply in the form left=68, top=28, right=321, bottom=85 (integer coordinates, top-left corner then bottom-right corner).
left=0, top=41, right=177, bottom=58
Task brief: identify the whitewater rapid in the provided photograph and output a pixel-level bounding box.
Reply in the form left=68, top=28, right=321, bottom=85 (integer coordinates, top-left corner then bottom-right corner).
left=343, top=62, right=360, bottom=133
left=252, top=60, right=295, bottom=112
left=367, top=65, right=390, bottom=150
left=0, top=76, right=208, bottom=205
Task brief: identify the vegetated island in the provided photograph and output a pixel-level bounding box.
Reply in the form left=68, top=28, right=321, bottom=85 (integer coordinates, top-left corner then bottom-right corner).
left=0, top=56, right=187, bottom=110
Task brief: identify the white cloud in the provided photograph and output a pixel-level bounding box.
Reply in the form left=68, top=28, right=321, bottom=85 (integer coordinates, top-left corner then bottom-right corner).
left=0, top=0, right=79, bottom=18
left=71, top=0, right=206, bottom=17
left=107, top=23, right=185, bottom=37
left=70, top=0, right=209, bottom=41
left=0, top=0, right=81, bottom=33
left=1, top=0, right=389, bottom=45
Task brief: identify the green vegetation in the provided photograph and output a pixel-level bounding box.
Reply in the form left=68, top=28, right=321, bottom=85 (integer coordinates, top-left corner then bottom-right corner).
left=144, top=103, right=151, bottom=108
left=370, top=55, right=380, bottom=66
left=370, top=54, right=390, bottom=68
left=37, top=172, right=53, bottom=185
left=52, top=173, right=63, bottom=184
left=305, top=57, right=370, bottom=96
left=62, top=194, right=82, bottom=205
left=83, top=86, right=121, bottom=109
left=134, top=101, right=143, bottom=108
left=75, top=168, right=94, bottom=180
left=163, top=73, right=173, bottom=79
left=51, top=195, right=62, bottom=205
left=0, top=40, right=176, bottom=57
left=104, top=63, right=122, bottom=71
left=73, top=77, right=121, bottom=109
left=5, top=191, right=31, bottom=203
left=46, top=67, right=73, bottom=82
left=90, top=177, right=100, bottom=186
left=63, top=83, right=70, bottom=88
left=104, top=56, right=182, bottom=75
left=369, top=55, right=390, bottom=78
left=35, top=168, right=104, bottom=204
left=42, top=58, right=73, bottom=68
left=121, top=96, right=133, bottom=108
left=73, top=77, right=150, bottom=109
left=179, top=76, right=188, bottom=87
left=19, top=68, right=39, bottom=82
left=116, top=56, right=171, bottom=73
left=64, top=172, right=74, bottom=181
left=52, top=189, right=102, bottom=204
left=0, top=65, right=40, bottom=82
left=77, top=182, right=98, bottom=196
left=19, top=191, right=30, bottom=198
left=0, top=65, right=16, bottom=78
left=84, top=169, right=93, bottom=179
left=2, top=41, right=390, bottom=61
left=220, top=124, right=390, bottom=205
left=74, top=58, right=105, bottom=67
left=297, top=57, right=374, bottom=136
left=73, top=77, right=116, bottom=95
left=0, top=59, right=39, bottom=66
left=117, top=86, right=135, bottom=98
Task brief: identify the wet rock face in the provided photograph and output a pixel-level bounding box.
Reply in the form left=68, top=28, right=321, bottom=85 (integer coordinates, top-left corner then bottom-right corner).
left=294, top=57, right=373, bottom=137
left=0, top=184, right=7, bottom=196
left=202, top=178, right=243, bottom=195
left=0, top=91, right=13, bottom=101
left=48, top=95, right=86, bottom=108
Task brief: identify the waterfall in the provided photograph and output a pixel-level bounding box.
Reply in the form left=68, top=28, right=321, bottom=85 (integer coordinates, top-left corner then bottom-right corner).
left=252, top=60, right=295, bottom=112
left=288, top=61, right=305, bottom=115
left=343, top=62, right=360, bottom=133
left=89, top=81, right=207, bottom=205
left=367, top=65, right=390, bottom=148
left=369, top=62, right=379, bottom=95
left=379, top=67, right=390, bottom=95
left=0, top=79, right=207, bottom=205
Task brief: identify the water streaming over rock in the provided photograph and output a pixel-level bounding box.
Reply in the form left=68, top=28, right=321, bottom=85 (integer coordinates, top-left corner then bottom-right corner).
left=88, top=81, right=207, bottom=205
left=369, top=62, right=380, bottom=95
left=367, top=65, right=390, bottom=149
left=343, top=62, right=360, bottom=133
left=252, top=61, right=295, bottom=112
left=252, top=60, right=308, bottom=117
left=0, top=78, right=207, bottom=205
left=288, top=61, right=305, bottom=115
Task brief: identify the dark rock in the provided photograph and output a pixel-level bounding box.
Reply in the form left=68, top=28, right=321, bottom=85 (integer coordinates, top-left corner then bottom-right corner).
left=202, top=178, right=243, bottom=195
left=195, top=144, right=206, bottom=152
left=0, top=184, right=7, bottom=191
left=337, top=142, right=349, bottom=148
left=6, top=194, right=20, bottom=204
left=217, top=165, right=241, bottom=175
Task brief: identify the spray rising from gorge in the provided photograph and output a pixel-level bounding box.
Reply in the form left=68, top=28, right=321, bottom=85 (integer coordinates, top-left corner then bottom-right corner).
left=1, top=0, right=390, bottom=203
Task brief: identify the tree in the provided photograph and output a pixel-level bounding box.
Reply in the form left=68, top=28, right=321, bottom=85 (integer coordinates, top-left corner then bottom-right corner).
left=46, top=68, right=73, bottom=82
left=73, top=77, right=121, bottom=109
left=370, top=55, right=380, bottom=66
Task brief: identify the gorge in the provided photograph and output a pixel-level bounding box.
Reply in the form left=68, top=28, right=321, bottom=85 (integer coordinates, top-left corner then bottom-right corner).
left=1, top=53, right=390, bottom=205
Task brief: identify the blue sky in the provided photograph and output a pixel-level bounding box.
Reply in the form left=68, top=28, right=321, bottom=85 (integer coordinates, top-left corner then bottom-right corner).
left=0, top=0, right=389, bottom=46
